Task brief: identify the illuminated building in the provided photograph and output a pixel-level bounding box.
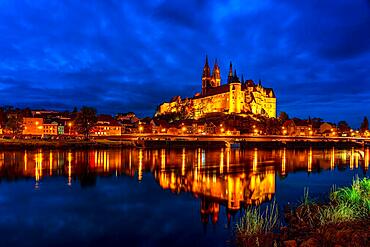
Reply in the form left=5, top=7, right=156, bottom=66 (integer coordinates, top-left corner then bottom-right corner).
left=91, top=115, right=122, bottom=136
left=43, top=121, right=58, bottom=135
left=23, top=117, right=44, bottom=135
left=156, top=56, right=276, bottom=119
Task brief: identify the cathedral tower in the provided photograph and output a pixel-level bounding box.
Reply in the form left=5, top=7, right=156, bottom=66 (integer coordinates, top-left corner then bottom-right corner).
left=202, top=56, right=211, bottom=95
left=227, top=62, right=233, bottom=84
left=211, top=59, right=221, bottom=87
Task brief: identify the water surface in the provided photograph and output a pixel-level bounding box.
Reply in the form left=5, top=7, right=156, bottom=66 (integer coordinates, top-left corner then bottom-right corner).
left=0, top=147, right=368, bottom=246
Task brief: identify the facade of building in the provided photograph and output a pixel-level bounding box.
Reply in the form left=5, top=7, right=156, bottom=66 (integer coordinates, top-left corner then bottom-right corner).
left=156, top=57, right=276, bottom=119
left=23, top=117, right=44, bottom=135
left=91, top=115, right=122, bottom=136
left=43, top=122, right=58, bottom=136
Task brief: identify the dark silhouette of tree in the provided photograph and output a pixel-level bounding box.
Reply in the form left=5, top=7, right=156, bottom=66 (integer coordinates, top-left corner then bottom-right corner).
left=75, top=106, right=97, bottom=140
left=72, top=106, right=78, bottom=113
left=278, top=111, right=289, bottom=123
left=6, top=114, right=23, bottom=134
left=360, top=116, right=369, bottom=133
left=338, top=121, right=350, bottom=133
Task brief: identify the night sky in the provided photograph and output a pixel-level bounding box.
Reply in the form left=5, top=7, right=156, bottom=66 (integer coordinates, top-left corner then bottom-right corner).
left=1, top=0, right=370, bottom=126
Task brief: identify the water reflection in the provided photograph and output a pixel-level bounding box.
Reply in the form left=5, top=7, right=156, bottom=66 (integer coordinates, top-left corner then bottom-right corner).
left=0, top=147, right=368, bottom=223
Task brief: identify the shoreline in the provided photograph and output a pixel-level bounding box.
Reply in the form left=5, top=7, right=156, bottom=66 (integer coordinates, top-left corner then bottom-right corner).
left=0, top=137, right=365, bottom=150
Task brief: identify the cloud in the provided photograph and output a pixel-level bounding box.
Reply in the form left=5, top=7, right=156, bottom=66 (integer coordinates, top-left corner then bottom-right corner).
left=0, top=0, right=369, bottom=126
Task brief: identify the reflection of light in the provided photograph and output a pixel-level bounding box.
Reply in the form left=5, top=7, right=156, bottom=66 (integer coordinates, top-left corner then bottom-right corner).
left=350, top=148, right=354, bottom=170
left=226, top=148, right=230, bottom=172
left=220, top=148, right=224, bottom=174
left=24, top=151, right=27, bottom=171
left=330, top=147, right=335, bottom=170
left=197, top=148, right=201, bottom=170
left=35, top=151, right=43, bottom=189
left=138, top=149, right=143, bottom=181
left=308, top=148, right=312, bottom=172
left=281, top=148, right=286, bottom=176
left=68, top=152, right=72, bottom=186
left=365, top=148, right=369, bottom=172
left=129, top=150, right=132, bottom=169
left=49, top=151, right=53, bottom=176
left=161, top=149, right=166, bottom=170
left=181, top=148, right=186, bottom=176
left=253, top=148, right=258, bottom=173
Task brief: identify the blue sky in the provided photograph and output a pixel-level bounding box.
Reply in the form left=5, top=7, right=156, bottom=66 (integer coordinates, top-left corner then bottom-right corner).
left=0, top=0, right=370, bottom=126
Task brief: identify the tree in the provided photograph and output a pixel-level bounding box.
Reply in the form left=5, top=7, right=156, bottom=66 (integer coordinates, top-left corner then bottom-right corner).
left=337, top=121, right=350, bottom=133
left=6, top=114, right=23, bottom=134
left=75, top=106, right=97, bottom=139
left=278, top=112, right=289, bottom=123
left=360, top=116, right=369, bottom=133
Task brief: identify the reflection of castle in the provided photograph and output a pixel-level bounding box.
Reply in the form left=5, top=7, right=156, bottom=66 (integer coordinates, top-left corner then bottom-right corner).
left=154, top=148, right=276, bottom=224
left=156, top=57, right=276, bottom=119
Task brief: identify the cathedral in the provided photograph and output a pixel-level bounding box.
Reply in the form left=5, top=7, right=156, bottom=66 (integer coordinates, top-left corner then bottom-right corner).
left=156, top=56, right=276, bottom=119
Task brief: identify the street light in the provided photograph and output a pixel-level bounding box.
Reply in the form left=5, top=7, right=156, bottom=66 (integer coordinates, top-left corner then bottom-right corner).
left=68, top=122, right=72, bottom=135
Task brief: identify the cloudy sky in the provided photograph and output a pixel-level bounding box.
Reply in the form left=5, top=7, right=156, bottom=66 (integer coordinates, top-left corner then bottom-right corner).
left=0, top=0, right=370, bottom=126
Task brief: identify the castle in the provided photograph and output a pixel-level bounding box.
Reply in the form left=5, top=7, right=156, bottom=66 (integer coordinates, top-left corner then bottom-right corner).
left=156, top=56, right=276, bottom=119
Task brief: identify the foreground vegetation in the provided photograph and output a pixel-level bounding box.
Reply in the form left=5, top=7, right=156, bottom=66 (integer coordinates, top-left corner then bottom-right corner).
left=236, top=177, right=370, bottom=246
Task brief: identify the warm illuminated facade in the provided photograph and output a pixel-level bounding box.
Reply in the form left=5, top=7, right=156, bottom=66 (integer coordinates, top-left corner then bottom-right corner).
left=23, top=117, right=44, bottom=135
left=156, top=57, right=276, bottom=119
left=91, top=115, right=122, bottom=136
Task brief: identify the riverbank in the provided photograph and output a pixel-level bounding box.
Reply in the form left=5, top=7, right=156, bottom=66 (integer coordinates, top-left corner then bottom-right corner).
left=0, top=137, right=365, bottom=150
left=0, top=139, right=135, bottom=150
left=235, top=177, right=370, bottom=247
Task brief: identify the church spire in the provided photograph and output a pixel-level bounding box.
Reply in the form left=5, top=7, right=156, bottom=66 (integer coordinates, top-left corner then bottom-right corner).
left=227, top=62, right=233, bottom=84
left=212, top=58, right=221, bottom=87
left=202, top=55, right=211, bottom=95
left=202, top=55, right=211, bottom=78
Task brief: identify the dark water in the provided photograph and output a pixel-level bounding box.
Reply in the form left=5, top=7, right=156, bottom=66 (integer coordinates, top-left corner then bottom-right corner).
left=0, top=147, right=368, bottom=247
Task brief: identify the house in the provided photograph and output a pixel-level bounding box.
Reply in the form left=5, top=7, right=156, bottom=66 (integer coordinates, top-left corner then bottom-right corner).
left=319, top=122, right=337, bottom=137
left=92, top=115, right=122, bottom=136
left=43, top=121, right=58, bottom=136
left=282, top=119, right=313, bottom=136
left=150, top=119, right=170, bottom=134
left=23, top=117, right=44, bottom=135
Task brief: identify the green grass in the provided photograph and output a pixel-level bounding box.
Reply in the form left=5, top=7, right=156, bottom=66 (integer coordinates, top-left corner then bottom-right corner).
left=319, top=177, right=370, bottom=225
left=236, top=199, right=279, bottom=237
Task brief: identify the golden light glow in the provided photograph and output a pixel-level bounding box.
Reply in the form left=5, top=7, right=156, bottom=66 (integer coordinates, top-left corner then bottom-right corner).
left=68, top=152, right=72, bottom=186
left=253, top=148, right=258, bottom=173
left=219, top=148, right=224, bottom=174
left=308, top=148, right=312, bottom=172
left=330, top=147, right=335, bottom=170
left=138, top=149, right=143, bottom=181
left=281, top=148, right=286, bottom=176
left=365, top=148, right=369, bottom=172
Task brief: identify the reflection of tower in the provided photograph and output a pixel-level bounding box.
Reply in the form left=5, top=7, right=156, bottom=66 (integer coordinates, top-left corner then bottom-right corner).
left=227, top=175, right=241, bottom=210
left=200, top=198, right=220, bottom=226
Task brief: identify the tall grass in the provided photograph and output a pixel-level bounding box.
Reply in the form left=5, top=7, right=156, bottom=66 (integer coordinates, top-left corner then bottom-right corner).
left=236, top=199, right=279, bottom=237
left=319, top=177, right=370, bottom=225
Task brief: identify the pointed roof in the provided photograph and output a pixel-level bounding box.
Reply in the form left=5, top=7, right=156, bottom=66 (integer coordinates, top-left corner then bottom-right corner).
left=202, top=55, right=211, bottom=78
